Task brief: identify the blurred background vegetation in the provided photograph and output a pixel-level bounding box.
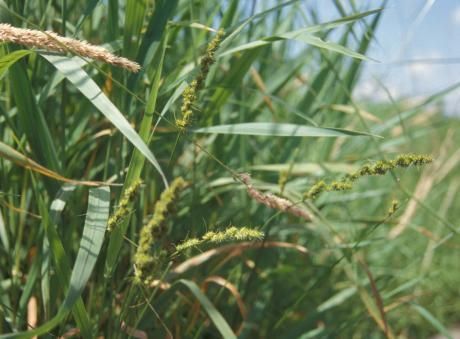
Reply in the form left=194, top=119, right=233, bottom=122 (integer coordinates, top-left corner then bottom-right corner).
left=0, top=0, right=459, bottom=338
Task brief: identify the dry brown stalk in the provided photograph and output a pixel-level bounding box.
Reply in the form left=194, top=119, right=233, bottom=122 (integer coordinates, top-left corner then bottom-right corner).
left=0, top=23, right=140, bottom=72
left=240, top=173, right=312, bottom=221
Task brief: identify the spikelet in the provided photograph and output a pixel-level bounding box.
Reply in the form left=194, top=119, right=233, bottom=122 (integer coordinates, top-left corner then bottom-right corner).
left=0, top=23, right=140, bottom=72
left=303, top=180, right=352, bottom=200
left=176, top=29, right=225, bottom=130
left=175, top=238, right=203, bottom=252
left=175, top=226, right=264, bottom=252
left=134, top=177, right=186, bottom=284
left=304, top=154, right=433, bottom=200
left=345, top=154, right=433, bottom=182
left=107, top=179, right=142, bottom=231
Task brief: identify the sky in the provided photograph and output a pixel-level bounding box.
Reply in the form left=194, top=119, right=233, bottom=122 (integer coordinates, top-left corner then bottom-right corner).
left=329, top=0, right=460, bottom=115
left=245, top=0, right=459, bottom=115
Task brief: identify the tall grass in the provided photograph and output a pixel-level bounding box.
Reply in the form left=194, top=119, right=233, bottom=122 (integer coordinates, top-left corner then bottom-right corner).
left=0, top=0, right=459, bottom=338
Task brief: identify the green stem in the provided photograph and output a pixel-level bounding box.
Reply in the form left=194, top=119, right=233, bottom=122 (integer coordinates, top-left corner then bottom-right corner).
left=104, top=29, right=169, bottom=278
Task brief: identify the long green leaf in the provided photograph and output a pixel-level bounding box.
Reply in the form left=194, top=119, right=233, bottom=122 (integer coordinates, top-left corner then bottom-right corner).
left=177, top=279, right=237, bottom=339
left=41, top=185, right=91, bottom=337
left=65, top=187, right=109, bottom=306
left=0, top=50, right=32, bottom=79
left=220, top=9, right=382, bottom=60
left=251, top=162, right=358, bottom=175
left=411, top=304, right=453, bottom=339
left=8, top=57, right=61, bottom=187
left=317, top=287, right=357, bottom=312
left=221, top=32, right=372, bottom=61
left=0, top=209, right=8, bottom=251
left=123, top=0, right=147, bottom=59
left=40, top=53, right=167, bottom=187
left=295, top=8, right=382, bottom=35
left=136, top=0, right=178, bottom=66
left=0, top=186, right=110, bottom=339
left=194, top=122, right=381, bottom=138
left=0, top=141, right=104, bottom=186
left=224, top=0, right=300, bottom=48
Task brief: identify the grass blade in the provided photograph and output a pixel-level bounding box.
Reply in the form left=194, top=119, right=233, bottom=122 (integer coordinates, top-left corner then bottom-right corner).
left=0, top=141, right=106, bottom=186
left=220, top=9, right=382, bottom=60
left=123, top=0, right=146, bottom=59
left=0, top=186, right=110, bottom=339
left=411, top=304, right=453, bottom=339
left=8, top=60, right=61, bottom=180
left=317, top=287, right=357, bottom=312
left=0, top=50, right=32, bottom=79
left=194, top=122, right=381, bottom=138
left=64, top=187, right=109, bottom=307
left=40, top=53, right=168, bottom=186
left=177, top=279, right=237, bottom=339
left=0, top=208, right=8, bottom=252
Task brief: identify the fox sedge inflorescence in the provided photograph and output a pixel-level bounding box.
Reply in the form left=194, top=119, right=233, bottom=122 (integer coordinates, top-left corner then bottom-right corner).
left=107, top=179, right=143, bottom=232
left=304, top=154, right=433, bottom=200
left=175, top=226, right=264, bottom=252
left=134, top=177, right=187, bottom=284
left=176, top=29, right=225, bottom=130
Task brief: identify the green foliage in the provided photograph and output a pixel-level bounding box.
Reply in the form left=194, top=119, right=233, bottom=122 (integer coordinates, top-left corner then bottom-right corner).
left=0, top=1, right=459, bottom=338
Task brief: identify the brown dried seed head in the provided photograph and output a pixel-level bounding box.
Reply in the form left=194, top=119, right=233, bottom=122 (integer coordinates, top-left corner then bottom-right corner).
left=0, top=24, right=140, bottom=72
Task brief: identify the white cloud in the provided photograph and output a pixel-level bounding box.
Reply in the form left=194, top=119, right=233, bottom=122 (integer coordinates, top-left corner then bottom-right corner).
left=354, top=78, right=402, bottom=102
left=408, top=62, right=434, bottom=81
left=453, top=5, right=460, bottom=25
left=354, top=79, right=375, bottom=99
left=406, top=51, right=442, bottom=89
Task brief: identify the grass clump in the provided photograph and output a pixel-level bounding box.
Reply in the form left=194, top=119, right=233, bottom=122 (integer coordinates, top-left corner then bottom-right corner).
left=0, top=2, right=458, bottom=338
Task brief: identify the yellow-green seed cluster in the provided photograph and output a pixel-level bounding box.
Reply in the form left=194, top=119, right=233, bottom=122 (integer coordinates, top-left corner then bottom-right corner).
left=107, top=179, right=142, bottom=231
left=344, top=154, right=433, bottom=181
left=304, top=154, right=432, bottom=200
left=304, top=180, right=352, bottom=200
left=175, top=226, right=264, bottom=252
left=176, top=29, right=225, bottom=130
left=134, top=177, right=186, bottom=284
